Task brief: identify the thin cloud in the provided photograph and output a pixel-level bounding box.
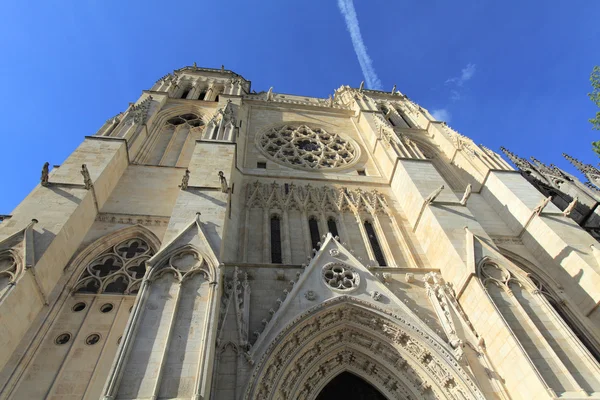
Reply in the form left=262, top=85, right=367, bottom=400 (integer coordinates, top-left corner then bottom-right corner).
left=445, top=63, right=476, bottom=87
left=431, top=108, right=451, bottom=122
left=337, top=0, right=382, bottom=90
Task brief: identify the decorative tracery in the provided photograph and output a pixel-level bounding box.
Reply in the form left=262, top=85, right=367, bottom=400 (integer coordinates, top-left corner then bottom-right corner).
left=74, top=238, right=153, bottom=295
left=0, top=251, right=19, bottom=298
left=322, top=263, right=360, bottom=291
left=258, top=125, right=357, bottom=170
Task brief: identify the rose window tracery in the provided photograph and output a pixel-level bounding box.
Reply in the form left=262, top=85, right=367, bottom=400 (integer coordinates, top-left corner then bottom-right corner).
left=322, top=263, right=359, bottom=291
left=74, top=238, right=153, bottom=295
left=258, top=125, right=358, bottom=170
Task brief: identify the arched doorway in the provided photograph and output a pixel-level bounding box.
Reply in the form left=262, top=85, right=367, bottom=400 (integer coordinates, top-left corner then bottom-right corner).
left=316, top=371, right=387, bottom=400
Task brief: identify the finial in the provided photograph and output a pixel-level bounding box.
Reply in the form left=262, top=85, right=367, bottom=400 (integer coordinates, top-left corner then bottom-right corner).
left=267, top=87, right=274, bottom=101
left=193, top=62, right=197, bottom=68
left=359, top=81, right=364, bottom=92
left=81, top=164, right=92, bottom=190
left=391, top=84, right=396, bottom=95
left=221, top=65, right=225, bottom=72
left=425, top=185, right=445, bottom=205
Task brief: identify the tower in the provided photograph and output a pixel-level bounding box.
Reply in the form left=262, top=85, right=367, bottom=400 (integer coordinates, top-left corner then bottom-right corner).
left=0, top=65, right=599, bottom=400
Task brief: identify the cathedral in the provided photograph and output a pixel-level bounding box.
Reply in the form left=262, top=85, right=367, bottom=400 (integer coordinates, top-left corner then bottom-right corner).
left=1, top=64, right=600, bottom=400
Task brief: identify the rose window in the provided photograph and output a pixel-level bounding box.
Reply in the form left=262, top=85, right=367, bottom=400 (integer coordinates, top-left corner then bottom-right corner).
left=258, top=125, right=358, bottom=170
left=322, top=263, right=360, bottom=291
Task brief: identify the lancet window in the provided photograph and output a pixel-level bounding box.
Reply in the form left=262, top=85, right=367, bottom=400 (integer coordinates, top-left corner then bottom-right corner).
left=74, top=238, right=153, bottom=295
left=327, top=217, right=340, bottom=239
left=364, top=220, right=386, bottom=266
left=144, top=112, right=204, bottom=166
left=479, top=262, right=600, bottom=394
left=270, top=215, right=282, bottom=264
left=309, top=217, right=320, bottom=250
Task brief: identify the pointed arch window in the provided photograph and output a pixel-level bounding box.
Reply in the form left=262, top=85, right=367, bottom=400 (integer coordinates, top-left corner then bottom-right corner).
left=181, top=88, right=190, bottom=99
left=364, top=221, right=386, bottom=266
left=327, top=217, right=339, bottom=239
left=270, top=215, right=282, bottom=264
left=309, top=217, right=320, bottom=250
left=199, top=90, right=207, bottom=100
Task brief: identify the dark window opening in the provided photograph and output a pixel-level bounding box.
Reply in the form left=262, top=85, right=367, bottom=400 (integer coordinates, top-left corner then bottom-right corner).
left=270, top=216, right=282, bottom=263
left=257, top=162, right=267, bottom=169
left=388, top=117, right=396, bottom=126
left=284, top=183, right=289, bottom=194
left=309, top=217, right=320, bottom=250
left=181, top=89, right=190, bottom=99
left=199, top=91, right=207, bottom=100
left=364, top=220, right=386, bottom=266
left=327, top=218, right=339, bottom=239
left=214, top=94, right=220, bottom=102
left=357, top=170, right=366, bottom=176
left=399, top=112, right=413, bottom=128
left=316, top=371, right=386, bottom=400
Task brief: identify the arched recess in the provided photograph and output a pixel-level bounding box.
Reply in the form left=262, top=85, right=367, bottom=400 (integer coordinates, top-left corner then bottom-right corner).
left=497, top=250, right=600, bottom=365
left=410, top=138, right=468, bottom=192
left=477, top=256, right=600, bottom=396
left=245, top=297, right=485, bottom=400
left=5, top=225, right=161, bottom=400
left=0, top=249, right=23, bottom=302
left=108, top=244, right=219, bottom=400
left=133, top=105, right=207, bottom=167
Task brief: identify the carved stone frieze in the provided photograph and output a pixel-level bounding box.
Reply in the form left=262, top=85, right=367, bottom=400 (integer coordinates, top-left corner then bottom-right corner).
left=95, top=213, right=170, bottom=227
left=245, top=181, right=389, bottom=215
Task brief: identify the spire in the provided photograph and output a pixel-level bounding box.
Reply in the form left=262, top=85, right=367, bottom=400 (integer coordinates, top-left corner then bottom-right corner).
left=500, top=147, right=532, bottom=171
left=563, top=153, right=600, bottom=176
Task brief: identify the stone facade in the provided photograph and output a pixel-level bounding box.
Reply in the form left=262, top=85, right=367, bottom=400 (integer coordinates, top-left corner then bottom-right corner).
left=1, top=65, right=600, bottom=400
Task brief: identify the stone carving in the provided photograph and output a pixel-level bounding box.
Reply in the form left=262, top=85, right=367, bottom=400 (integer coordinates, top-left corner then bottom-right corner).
left=245, top=181, right=388, bottom=215
left=245, top=298, right=485, bottom=400
left=328, top=248, right=340, bottom=257
left=423, top=273, right=464, bottom=356
left=73, top=238, right=153, bottom=295
left=130, top=95, right=153, bottom=124
left=41, top=162, right=50, bottom=186
left=95, top=213, right=170, bottom=227
left=304, top=290, right=316, bottom=301
left=563, top=196, right=578, bottom=217
left=370, top=290, right=382, bottom=301
left=233, top=267, right=251, bottom=350
left=459, top=184, right=472, bottom=206
left=81, top=164, right=92, bottom=190
left=257, top=125, right=357, bottom=170
left=405, top=273, right=415, bottom=283
left=218, top=171, right=229, bottom=193
left=359, top=81, right=364, bottom=91
left=533, top=195, right=552, bottom=215
left=322, top=263, right=359, bottom=291
left=381, top=272, right=393, bottom=284
left=266, top=87, right=273, bottom=101
left=425, top=185, right=445, bottom=205
left=179, top=169, right=190, bottom=190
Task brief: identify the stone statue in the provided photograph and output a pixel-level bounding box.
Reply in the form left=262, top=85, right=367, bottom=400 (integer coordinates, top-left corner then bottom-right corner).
left=179, top=169, right=190, bottom=190
left=218, top=171, right=229, bottom=193
left=563, top=196, right=578, bottom=217
left=459, top=184, right=472, bottom=206
left=41, top=162, right=50, bottom=186
left=266, top=87, right=273, bottom=101
left=533, top=195, right=552, bottom=215
left=425, top=185, right=445, bottom=205
left=81, top=164, right=92, bottom=190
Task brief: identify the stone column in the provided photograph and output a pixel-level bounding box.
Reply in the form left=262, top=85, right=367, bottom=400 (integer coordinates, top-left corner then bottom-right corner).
left=282, top=209, right=292, bottom=264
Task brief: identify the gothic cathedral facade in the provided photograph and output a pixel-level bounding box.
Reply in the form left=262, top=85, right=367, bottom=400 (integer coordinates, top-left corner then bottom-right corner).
left=1, top=65, right=600, bottom=400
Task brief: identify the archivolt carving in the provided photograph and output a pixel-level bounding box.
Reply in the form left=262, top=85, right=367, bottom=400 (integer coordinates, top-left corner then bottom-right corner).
left=257, top=124, right=358, bottom=170
left=245, top=297, right=484, bottom=400
left=245, top=181, right=389, bottom=215
left=74, top=238, right=153, bottom=295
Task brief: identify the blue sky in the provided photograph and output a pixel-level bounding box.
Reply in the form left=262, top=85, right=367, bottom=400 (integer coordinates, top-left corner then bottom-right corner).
left=1, top=0, right=599, bottom=213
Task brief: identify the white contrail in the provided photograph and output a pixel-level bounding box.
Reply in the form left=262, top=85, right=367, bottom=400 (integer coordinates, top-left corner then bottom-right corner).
left=337, top=0, right=382, bottom=90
